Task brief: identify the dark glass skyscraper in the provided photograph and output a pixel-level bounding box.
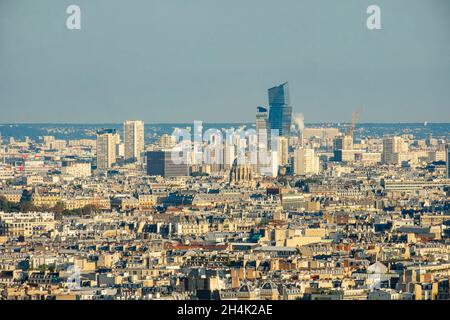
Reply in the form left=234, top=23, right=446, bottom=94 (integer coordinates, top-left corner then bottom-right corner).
left=268, top=82, right=292, bottom=137
left=147, top=151, right=189, bottom=178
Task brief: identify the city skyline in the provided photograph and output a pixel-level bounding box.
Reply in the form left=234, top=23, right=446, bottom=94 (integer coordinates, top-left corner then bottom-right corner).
left=2, top=0, right=450, bottom=307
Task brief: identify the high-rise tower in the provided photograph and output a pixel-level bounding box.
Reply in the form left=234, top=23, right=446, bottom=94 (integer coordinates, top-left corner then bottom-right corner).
left=256, top=106, right=269, bottom=173
left=256, top=106, right=268, bottom=150
left=382, top=136, right=405, bottom=164
left=446, top=144, right=450, bottom=179
left=96, top=129, right=118, bottom=170
left=268, top=82, right=292, bottom=137
left=146, top=150, right=189, bottom=178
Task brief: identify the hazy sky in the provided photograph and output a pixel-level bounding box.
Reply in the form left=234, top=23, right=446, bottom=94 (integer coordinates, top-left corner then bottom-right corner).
left=1, top=0, right=449, bottom=123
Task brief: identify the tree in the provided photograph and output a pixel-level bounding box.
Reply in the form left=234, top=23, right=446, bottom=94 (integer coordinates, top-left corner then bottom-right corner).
left=19, top=201, right=37, bottom=212
left=81, top=204, right=99, bottom=216
left=52, top=202, right=65, bottom=215
left=0, top=196, right=23, bottom=212
left=38, top=264, right=48, bottom=272
left=0, top=196, right=11, bottom=212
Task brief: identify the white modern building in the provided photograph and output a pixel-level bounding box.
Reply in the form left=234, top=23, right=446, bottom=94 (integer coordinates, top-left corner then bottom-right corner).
left=123, top=120, right=144, bottom=162
left=294, top=147, right=319, bottom=175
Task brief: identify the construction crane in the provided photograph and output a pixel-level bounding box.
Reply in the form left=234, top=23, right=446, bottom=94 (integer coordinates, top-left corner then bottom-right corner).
left=346, top=107, right=363, bottom=138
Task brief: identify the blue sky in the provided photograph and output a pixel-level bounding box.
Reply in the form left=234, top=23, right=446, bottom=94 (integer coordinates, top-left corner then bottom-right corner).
left=1, top=0, right=449, bottom=123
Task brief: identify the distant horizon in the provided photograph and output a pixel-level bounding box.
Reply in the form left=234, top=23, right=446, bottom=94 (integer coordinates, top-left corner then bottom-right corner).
left=1, top=0, right=450, bottom=123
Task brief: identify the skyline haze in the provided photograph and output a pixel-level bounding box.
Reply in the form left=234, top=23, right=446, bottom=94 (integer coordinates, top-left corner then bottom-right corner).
left=1, top=0, right=450, bottom=123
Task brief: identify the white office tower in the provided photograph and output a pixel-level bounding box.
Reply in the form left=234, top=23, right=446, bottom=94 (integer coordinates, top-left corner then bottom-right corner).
left=256, top=135, right=278, bottom=177
left=294, top=147, right=319, bottom=175
left=269, top=149, right=279, bottom=177
left=277, top=136, right=289, bottom=166
left=96, top=129, right=117, bottom=170
left=203, top=129, right=223, bottom=173
left=382, top=136, right=408, bottom=164
left=256, top=139, right=278, bottom=177
left=124, top=120, right=145, bottom=162
left=256, top=106, right=269, bottom=174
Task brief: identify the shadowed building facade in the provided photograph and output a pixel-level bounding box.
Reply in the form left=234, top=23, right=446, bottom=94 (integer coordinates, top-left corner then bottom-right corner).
left=146, top=151, right=189, bottom=178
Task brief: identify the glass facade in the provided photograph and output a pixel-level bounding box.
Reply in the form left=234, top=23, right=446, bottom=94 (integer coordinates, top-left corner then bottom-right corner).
left=146, top=151, right=189, bottom=178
